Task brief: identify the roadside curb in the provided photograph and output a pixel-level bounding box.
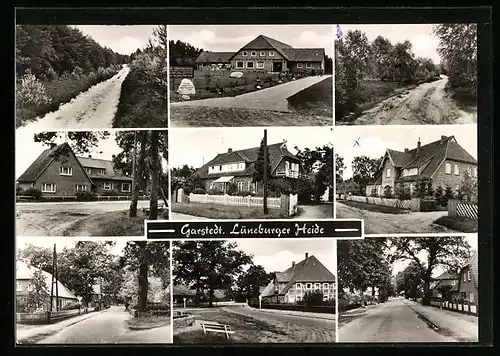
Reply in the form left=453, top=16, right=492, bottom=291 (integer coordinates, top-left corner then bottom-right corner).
left=404, top=302, right=440, bottom=331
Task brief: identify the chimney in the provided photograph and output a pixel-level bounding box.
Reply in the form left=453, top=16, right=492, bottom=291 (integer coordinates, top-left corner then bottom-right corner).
left=305, top=252, right=309, bottom=260
left=441, top=135, right=447, bottom=143
left=404, top=148, right=409, bottom=153
left=88, top=154, right=92, bottom=158
left=228, top=148, right=232, bottom=153
left=416, top=138, right=421, bottom=154
left=292, top=261, right=295, bottom=268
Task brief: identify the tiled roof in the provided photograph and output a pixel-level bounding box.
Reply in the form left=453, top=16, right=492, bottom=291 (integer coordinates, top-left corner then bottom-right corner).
left=16, top=260, right=78, bottom=300
left=279, top=255, right=335, bottom=295
left=387, top=149, right=413, bottom=168
left=195, top=142, right=301, bottom=179
left=195, top=51, right=233, bottom=63
left=259, top=280, right=276, bottom=298
left=435, top=271, right=458, bottom=280
left=282, top=48, right=325, bottom=62
left=77, top=156, right=132, bottom=181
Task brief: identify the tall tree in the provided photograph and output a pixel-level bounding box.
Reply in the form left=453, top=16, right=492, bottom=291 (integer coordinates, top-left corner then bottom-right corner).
left=335, top=152, right=346, bottom=185
left=26, top=269, right=50, bottom=312
left=17, top=244, right=53, bottom=273
left=351, top=155, right=383, bottom=190
left=253, top=137, right=272, bottom=185
left=370, top=35, right=394, bottom=79
left=235, top=264, right=271, bottom=302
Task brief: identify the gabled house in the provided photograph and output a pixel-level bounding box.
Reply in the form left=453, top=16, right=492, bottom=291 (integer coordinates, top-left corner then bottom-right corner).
left=17, top=143, right=132, bottom=196
left=173, top=284, right=197, bottom=304
left=429, top=271, right=459, bottom=301
left=195, top=51, right=233, bottom=70
left=259, top=252, right=335, bottom=304
left=194, top=141, right=306, bottom=194
left=16, top=260, right=79, bottom=311
left=196, top=34, right=325, bottom=74
left=366, top=135, right=478, bottom=196
left=457, top=251, right=478, bottom=305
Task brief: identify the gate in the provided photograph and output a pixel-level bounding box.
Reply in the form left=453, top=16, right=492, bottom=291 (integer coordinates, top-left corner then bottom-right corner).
left=289, top=194, right=298, bottom=216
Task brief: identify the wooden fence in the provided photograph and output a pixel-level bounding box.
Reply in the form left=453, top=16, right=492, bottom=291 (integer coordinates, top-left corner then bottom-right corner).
left=429, top=300, right=478, bottom=316
left=189, top=193, right=282, bottom=209
left=448, top=199, right=478, bottom=220
left=346, top=195, right=413, bottom=210
left=17, top=306, right=97, bottom=324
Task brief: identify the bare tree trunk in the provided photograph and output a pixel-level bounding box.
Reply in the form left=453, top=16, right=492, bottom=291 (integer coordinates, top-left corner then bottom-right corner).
left=208, top=285, right=214, bottom=308
left=136, top=241, right=148, bottom=313
left=129, top=131, right=138, bottom=218
left=130, top=132, right=148, bottom=217
left=149, top=131, right=160, bottom=220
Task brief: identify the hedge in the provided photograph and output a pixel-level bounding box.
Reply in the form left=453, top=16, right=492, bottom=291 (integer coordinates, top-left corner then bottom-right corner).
left=249, top=302, right=335, bottom=314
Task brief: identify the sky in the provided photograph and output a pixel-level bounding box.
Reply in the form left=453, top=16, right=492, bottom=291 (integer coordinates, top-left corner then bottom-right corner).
left=170, top=25, right=334, bottom=57
left=232, top=239, right=336, bottom=276
left=335, top=125, right=478, bottom=180
left=169, top=127, right=333, bottom=169
left=16, top=237, right=132, bottom=256
left=389, top=235, right=478, bottom=278
left=15, top=129, right=168, bottom=180
left=338, top=24, right=442, bottom=64
left=73, top=25, right=158, bottom=55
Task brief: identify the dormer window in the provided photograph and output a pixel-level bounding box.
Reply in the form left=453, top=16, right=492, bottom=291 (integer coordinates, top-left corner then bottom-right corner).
left=84, top=167, right=91, bottom=174
left=97, top=169, right=105, bottom=175
left=242, top=51, right=248, bottom=56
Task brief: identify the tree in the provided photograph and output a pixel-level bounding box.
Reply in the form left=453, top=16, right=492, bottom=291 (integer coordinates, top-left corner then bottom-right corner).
left=235, top=264, right=271, bottom=302
left=370, top=35, right=394, bottom=79
left=388, top=236, right=471, bottom=305
left=34, top=131, right=110, bottom=155
left=426, top=181, right=435, bottom=198
left=390, top=41, right=418, bottom=83
left=26, top=269, right=49, bottom=312
left=253, top=137, right=272, bottom=186
left=457, top=170, right=478, bottom=202
left=414, top=179, right=428, bottom=198
left=395, top=183, right=411, bottom=200
left=435, top=184, right=445, bottom=206
left=351, top=155, right=383, bottom=191
left=383, top=185, right=393, bottom=198
left=17, top=244, right=53, bottom=273
left=337, top=30, right=372, bottom=91
left=444, top=185, right=455, bottom=201
left=294, top=144, right=333, bottom=200
left=335, top=153, right=346, bottom=185
left=396, top=261, right=423, bottom=299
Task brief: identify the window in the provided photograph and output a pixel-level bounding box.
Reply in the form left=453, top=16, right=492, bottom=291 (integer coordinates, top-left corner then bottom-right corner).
left=386, top=168, right=391, bottom=178
left=306, top=283, right=311, bottom=289
left=84, top=167, right=91, bottom=174
left=323, top=283, right=329, bottom=289
left=463, top=272, right=467, bottom=282
left=121, top=183, right=131, bottom=192
left=260, top=51, right=266, bottom=56
left=285, top=161, right=290, bottom=171
left=236, top=61, right=244, bottom=68
left=59, top=167, right=73, bottom=176
left=323, top=295, right=328, bottom=301
left=256, top=61, right=264, bottom=69
left=269, top=50, right=274, bottom=56
left=467, top=270, right=471, bottom=281
left=103, top=182, right=113, bottom=190
left=97, top=169, right=105, bottom=175
left=474, top=167, right=478, bottom=177
left=451, top=280, right=456, bottom=286
left=246, top=61, right=254, bottom=68
left=250, top=51, right=257, bottom=56
left=296, top=296, right=301, bottom=302
left=247, top=181, right=252, bottom=191
left=314, top=283, right=320, bottom=290
left=16, top=282, right=21, bottom=291
left=297, top=62, right=303, bottom=68
left=403, top=168, right=418, bottom=176
left=454, top=164, right=460, bottom=175
left=75, top=185, right=87, bottom=192
left=209, top=182, right=214, bottom=190
left=41, top=183, right=56, bottom=193
left=445, top=163, right=452, bottom=174
left=306, top=62, right=312, bottom=68
left=242, top=51, right=248, bottom=56
left=237, top=181, right=245, bottom=191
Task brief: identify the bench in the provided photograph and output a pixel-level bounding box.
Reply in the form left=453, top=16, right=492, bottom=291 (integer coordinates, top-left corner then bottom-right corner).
left=142, top=202, right=166, bottom=213
left=200, top=321, right=235, bottom=339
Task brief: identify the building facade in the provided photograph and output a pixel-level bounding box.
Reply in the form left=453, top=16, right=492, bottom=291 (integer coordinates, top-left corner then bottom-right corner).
left=458, top=252, right=478, bottom=305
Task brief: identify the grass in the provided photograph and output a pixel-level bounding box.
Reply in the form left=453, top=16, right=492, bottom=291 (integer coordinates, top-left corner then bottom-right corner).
left=126, top=315, right=171, bottom=331
left=63, top=210, right=146, bottom=236
left=434, top=216, right=478, bottom=233
left=172, top=202, right=286, bottom=219
left=287, top=76, right=333, bottom=117
left=340, top=200, right=408, bottom=215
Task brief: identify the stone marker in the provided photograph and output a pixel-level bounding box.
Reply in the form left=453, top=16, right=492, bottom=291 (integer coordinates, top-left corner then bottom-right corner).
left=181, top=95, right=190, bottom=100
left=229, top=71, right=244, bottom=78
left=177, top=78, right=196, bottom=95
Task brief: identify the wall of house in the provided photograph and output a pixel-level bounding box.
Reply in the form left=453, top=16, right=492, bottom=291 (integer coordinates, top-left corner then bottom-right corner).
left=459, top=267, right=478, bottom=304
left=274, top=159, right=301, bottom=178
left=204, top=176, right=258, bottom=193
left=35, top=155, right=92, bottom=196
left=231, top=49, right=287, bottom=72
left=16, top=279, right=77, bottom=311
left=289, top=61, right=323, bottom=74
left=381, top=159, right=398, bottom=189
left=284, top=281, right=335, bottom=303
left=431, top=159, right=478, bottom=191
left=92, top=179, right=132, bottom=195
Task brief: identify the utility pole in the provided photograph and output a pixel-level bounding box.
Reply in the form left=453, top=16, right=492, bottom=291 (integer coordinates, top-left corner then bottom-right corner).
left=263, top=129, right=268, bottom=215
left=131, top=131, right=138, bottom=194
left=50, top=244, right=59, bottom=312
left=55, top=244, right=59, bottom=311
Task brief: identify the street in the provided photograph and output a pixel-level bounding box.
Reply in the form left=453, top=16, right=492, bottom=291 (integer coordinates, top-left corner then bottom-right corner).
left=336, top=201, right=456, bottom=234
left=17, top=65, right=130, bottom=131
left=338, top=298, right=455, bottom=342
left=349, top=77, right=477, bottom=125
left=294, top=203, right=333, bottom=219
left=37, top=306, right=171, bottom=344
left=16, top=200, right=149, bottom=236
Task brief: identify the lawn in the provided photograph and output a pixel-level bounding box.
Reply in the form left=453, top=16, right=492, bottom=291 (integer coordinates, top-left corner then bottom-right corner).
left=126, top=315, right=171, bottom=331
left=287, top=76, right=333, bottom=118
left=63, top=210, right=147, bottom=236
left=433, top=216, right=478, bottom=233
left=172, top=202, right=286, bottom=219
left=340, top=200, right=408, bottom=215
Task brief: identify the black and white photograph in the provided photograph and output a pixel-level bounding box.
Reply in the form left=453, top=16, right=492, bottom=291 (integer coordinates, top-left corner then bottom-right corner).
left=172, top=239, right=336, bottom=343
left=170, top=127, right=333, bottom=220
left=169, top=25, right=333, bottom=127
left=337, top=235, right=478, bottom=342
left=16, top=238, right=171, bottom=344
left=335, top=24, right=477, bottom=125
left=335, top=125, right=478, bottom=234
left=15, top=130, right=169, bottom=237
left=15, top=25, right=167, bottom=131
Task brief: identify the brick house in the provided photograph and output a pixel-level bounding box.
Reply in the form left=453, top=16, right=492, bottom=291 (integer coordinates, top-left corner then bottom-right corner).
left=196, top=35, right=325, bottom=74
left=16, top=260, right=79, bottom=311
left=457, top=251, right=478, bottom=305
left=365, top=135, right=478, bottom=196
left=194, top=141, right=305, bottom=194
left=17, top=143, right=132, bottom=196
left=259, top=252, right=336, bottom=304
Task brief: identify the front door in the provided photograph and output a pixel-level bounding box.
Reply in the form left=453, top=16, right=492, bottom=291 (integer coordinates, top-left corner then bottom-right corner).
left=273, top=61, right=283, bottom=72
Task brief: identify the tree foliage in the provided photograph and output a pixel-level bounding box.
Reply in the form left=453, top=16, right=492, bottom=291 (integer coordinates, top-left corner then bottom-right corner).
left=235, top=264, right=271, bottom=302
left=351, top=155, right=383, bottom=190
left=169, top=40, right=204, bottom=67
left=253, top=137, right=272, bottom=184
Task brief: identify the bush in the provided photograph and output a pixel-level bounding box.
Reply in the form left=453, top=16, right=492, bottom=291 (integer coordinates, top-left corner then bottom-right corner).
left=61, top=301, right=81, bottom=310
left=383, top=185, right=393, bottom=198
left=16, top=69, right=52, bottom=107
left=226, top=182, right=239, bottom=196
left=207, top=188, right=223, bottom=195
left=238, top=190, right=255, bottom=197
left=100, top=190, right=119, bottom=196
left=192, top=188, right=206, bottom=195
left=19, top=188, right=43, bottom=200
left=76, top=190, right=97, bottom=201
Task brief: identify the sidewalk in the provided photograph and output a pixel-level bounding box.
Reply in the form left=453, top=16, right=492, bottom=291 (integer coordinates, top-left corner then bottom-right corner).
left=404, top=299, right=478, bottom=342
left=16, top=309, right=108, bottom=343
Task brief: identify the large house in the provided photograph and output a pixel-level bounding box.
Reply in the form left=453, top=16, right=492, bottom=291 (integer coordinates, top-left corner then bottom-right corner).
left=194, top=141, right=305, bottom=194
left=259, top=252, right=336, bottom=304
left=366, top=135, right=478, bottom=196
left=196, top=34, right=325, bottom=74
left=17, top=142, right=133, bottom=196
left=458, top=251, right=478, bottom=305
left=16, top=260, right=79, bottom=311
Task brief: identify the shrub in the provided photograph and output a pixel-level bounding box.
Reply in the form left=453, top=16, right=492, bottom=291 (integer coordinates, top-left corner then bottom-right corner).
left=226, top=182, right=239, bottom=196
left=395, top=183, right=411, bottom=200
left=370, top=187, right=378, bottom=197
left=207, top=188, right=223, bottom=195
left=76, top=190, right=97, bottom=201
left=383, top=185, right=393, bottom=198
left=62, top=301, right=81, bottom=310
left=238, top=190, right=255, bottom=197
left=17, top=70, right=52, bottom=107
left=20, top=188, right=42, bottom=200
left=192, top=188, right=206, bottom=195
left=100, top=190, right=119, bottom=196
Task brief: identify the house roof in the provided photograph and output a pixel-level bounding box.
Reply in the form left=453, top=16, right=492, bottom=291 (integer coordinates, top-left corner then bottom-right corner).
left=282, top=48, right=325, bottom=62
left=16, top=260, right=78, bottom=300
left=172, top=284, right=196, bottom=297
left=195, top=142, right=301, bottom=179
left=259, top=280, right=276, bottom=298
left=195, top=51, right=234, bottom=64
left=77, top=156, right=132, bottom=181
left=435, top=271, right=458, bottom=280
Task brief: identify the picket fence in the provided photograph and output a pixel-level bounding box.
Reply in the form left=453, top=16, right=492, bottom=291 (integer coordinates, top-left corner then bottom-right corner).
left=346, top=195, right=412, bottom=210
left=189, top=193, right=281, bottom=209
left=429, top=300, right=478, bottom=316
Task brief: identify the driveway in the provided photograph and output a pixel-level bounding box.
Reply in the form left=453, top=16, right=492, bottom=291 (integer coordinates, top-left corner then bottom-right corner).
left=16, top=200, right=149, bottom=236
left=171, top=75, right=332, bottom=112
left=336, top=201, right=455, bottom=234
left=294, top=203, right=333, bottom=219
left=338, top=298, right=455, bottom=342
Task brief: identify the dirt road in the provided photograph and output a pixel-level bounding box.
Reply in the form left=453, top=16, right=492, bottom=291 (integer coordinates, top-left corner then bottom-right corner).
left=352, top=77, right=477, bottom=125
left=336, top=201, right=456, bottom=234
left=18, top=65, right=130, bottom=131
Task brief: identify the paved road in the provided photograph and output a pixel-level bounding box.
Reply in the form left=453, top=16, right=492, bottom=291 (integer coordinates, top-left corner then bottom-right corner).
left=38, top=306, right=171, bottom=344
left=336, top=201, right=454, bottom=234
left=351, top=77, right=477, bottom=125
left=171, top=76, right=332, bottom=112
left=18, top=65, right=130, bottom=131
left=16, top=200, right=149, bottom=236
left=294, top=203, right=333, bottom=219
left=338, top=298, right=455, bottom=342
